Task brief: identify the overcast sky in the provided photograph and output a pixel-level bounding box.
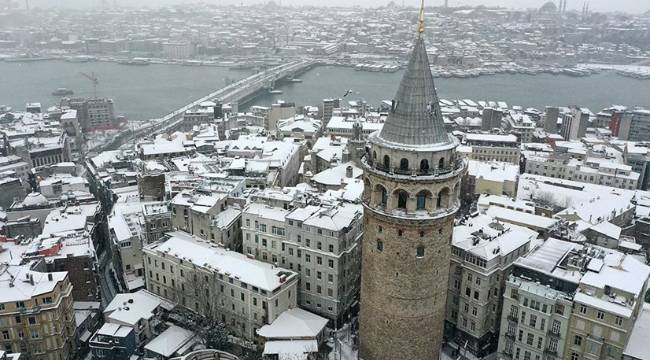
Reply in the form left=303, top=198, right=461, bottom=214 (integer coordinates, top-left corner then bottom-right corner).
left=29, top=0, right=650, bottom=14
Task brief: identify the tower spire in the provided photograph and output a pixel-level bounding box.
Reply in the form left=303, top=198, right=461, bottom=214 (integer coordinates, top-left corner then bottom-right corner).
left=418, top=0, right=425, bottom=35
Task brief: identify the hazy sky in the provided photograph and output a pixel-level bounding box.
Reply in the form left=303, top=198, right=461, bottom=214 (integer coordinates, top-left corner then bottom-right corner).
left=29, top=0, right=650, bottom=14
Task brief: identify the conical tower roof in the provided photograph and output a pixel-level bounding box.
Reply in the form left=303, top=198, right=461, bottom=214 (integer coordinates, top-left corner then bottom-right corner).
left=377, top=21, right=451, bottom=147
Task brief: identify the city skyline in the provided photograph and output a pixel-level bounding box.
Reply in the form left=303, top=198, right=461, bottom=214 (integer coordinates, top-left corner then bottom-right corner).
left=22, top=0, right=650, bottom=14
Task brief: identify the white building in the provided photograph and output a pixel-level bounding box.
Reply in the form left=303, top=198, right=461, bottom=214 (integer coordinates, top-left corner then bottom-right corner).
left=143, top=231, right=299, bottom=341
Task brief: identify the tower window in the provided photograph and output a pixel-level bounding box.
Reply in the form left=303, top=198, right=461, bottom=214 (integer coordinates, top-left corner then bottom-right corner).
left=416, top=191, right=428, bottom=210
left=376, top=240, right=384, bottom=252
left=416, top=246, right=425, bottom=258
left=398, top=230, right=403, bottom=237
left=420, top=159, right=430, bottom=172
left=439, top=157, right=445, bottom=169
left=397, top=190, right=408, bottom=209
left=399, top=158, right=409, bottom=171
left=378, top=225, right=383, bottom=233
left=383, top=155, right=390, bottom=170
left=419, top=231, right=425, bottom=237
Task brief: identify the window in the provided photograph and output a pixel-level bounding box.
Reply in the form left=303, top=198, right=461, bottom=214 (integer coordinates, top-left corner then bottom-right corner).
left=328, top=259, right=334, bottom=268
left=526, top=333, right=534, bottom=346
left=574, top=335, right=582, bottom=346
left=416, top=191, right=427, bottom=210
left=399, top=158, right=409, bottom=171
left=420, top=159, right=429, bottom=172
left=529, top=315, right=537, bottom=328
left=416, top=246, right=425, bottom=258
left=383, top=155, right=390, bottom=169
left=571, top=352, right=579, bottom=360
left=439, top=157, right=445, bottom=169
left=596, top=311, right=604, bottom=320
left=397, top=190, right=408, bottom=209
left=579, top=304, right=587, bottom=314
left=615, top=316, right=623, bottom=326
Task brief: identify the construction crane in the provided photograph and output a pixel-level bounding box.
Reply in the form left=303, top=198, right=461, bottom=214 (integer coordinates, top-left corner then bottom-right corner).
left=80, top=72, right=99, bottom=99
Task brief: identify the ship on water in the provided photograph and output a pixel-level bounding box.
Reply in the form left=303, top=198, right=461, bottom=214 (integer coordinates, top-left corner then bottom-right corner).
left=52, top=88, right=74, bottom=96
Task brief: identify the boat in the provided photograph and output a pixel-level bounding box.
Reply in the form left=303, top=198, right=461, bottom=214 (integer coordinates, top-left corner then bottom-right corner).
left=269, top=89, right=283, bottom=95
left=290, top=78, right=303, bottom=83
left=52, top=88, right=74, bottom=96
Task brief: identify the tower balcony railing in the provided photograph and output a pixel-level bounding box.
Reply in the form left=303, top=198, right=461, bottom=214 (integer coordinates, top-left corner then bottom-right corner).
left=363, top=157, right=466, bottom=181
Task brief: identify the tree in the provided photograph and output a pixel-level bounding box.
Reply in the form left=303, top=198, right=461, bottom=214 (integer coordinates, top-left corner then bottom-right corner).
left=204, top=322, right=229, bottom=351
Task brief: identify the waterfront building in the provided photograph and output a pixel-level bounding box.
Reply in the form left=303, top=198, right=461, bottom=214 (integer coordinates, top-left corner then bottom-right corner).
left=0, top=264, right=76, bottom=359
left=481, top=108, right=503, bottom=131
left=358, top=7, right=466, bottom=359
left=544, top=107, right=560, bottom=134
left=143, top=231, right=298, bottom=341
left=560, top=108, right=589, bottom=141
left=322, top=99, right=340, bottom=124
left=618, top=109, right=650, bottom=142
left=65, top=98, right=116, bottom=131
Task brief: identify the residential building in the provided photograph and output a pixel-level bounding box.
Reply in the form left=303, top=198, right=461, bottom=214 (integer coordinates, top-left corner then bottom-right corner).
left=463, top=160, right=519, bottom=198
left=446, top=215, right=537, bottom=356
left=464, top=133, right=520, bottom=164
left=143, top=231, right=299, bottom=341
left=618, top=109, right=650, bottom=142
left=0, top=264, right=76, bottom=359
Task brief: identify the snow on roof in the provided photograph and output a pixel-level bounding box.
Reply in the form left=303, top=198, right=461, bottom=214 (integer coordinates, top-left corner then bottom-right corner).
left=301, top=202, right=362, bottom=232
left=0, top=265, right=68, bottom=303
left=147, top=232, right=297, bottom=291
left=453, top=214, right=537, bottom=261
left=213, top=207, right=241, bottom=229
left=263, top=340, right=318, bottom=359
left=245, top=202, right=290, bottom=223
left=467, top=160, right=518, bottom=182
left=485, top=206, right=558, bottom=230
left=465, top=133, right=518, bottom=143
left=516, top=238, right=584, bottom=283
left=144, top=324, right=195, bottom=357
left=41, top=204, right=99, bottom=236
left=573, top=292, right=633, bottom=318
left=588, top=221, right=621, bottom=239
left=581, top=252, right=650, bottom=297
left=257, top=308, right=328, bottom=339
left=95, top=323, right=133, bottom=338
left=624, top=303, right=650, bottom=359
left=140, top=138, right=187, bottom=156
left=311, top=162, right=362, bottom=187
left=104, top=290, right=173, bottom=327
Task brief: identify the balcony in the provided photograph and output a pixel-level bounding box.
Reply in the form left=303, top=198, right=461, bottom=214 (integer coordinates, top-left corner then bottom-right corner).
left=543, top=348, right=558, bottom=357
left=505, top=331, right=516, bottom=340
left=547, top=330, right=561, bottom=339
left=507, top=314, right=518, bottom=323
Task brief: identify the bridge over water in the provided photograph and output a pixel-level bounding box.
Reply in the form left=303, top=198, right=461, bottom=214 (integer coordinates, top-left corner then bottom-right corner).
left=96, top=59, right=316, bottom=152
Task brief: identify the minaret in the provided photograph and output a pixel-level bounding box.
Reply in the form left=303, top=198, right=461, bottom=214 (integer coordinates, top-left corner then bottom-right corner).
left=358, top=1, right=465, bottom=359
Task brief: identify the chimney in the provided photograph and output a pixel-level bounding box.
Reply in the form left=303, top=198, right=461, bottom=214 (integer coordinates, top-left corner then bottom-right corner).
left=47, top=273, right=53, bottom=281
left=346, top=165, right=354, bottom=178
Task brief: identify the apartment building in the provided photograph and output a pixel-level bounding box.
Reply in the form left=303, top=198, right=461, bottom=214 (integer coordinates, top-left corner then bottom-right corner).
left=283, top=202, right=363, bottom=323
left=524, top=153, right=639, bottom=190
left=242, top=201, right=363, bottom=324
left=446, top=214, right=537, bottom=357
left=463, top=160, right=519, bottom=198
left=496, top=238, right=650, bottom=360
left=464, top=133, right=520, bottom=164
left=565, top=250, right=649, bottom=360
left=0, top=264, right=76, bottom=360
left=497, top=239, right=579, bottom=360
left=143, top=231, right=299, bottom=341
left=170, top=189, right=227, bottom=240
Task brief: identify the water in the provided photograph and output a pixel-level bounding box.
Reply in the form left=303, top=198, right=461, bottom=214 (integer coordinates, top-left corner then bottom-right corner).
left=1, top=61, right=650, bottom=121
left=0, top=60, right=252, bottom=120
left=253, top=66, right=650, bottom=112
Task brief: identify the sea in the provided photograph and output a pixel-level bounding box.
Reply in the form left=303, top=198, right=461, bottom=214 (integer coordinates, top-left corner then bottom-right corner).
left=1, top=60, right=650, bottom=121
